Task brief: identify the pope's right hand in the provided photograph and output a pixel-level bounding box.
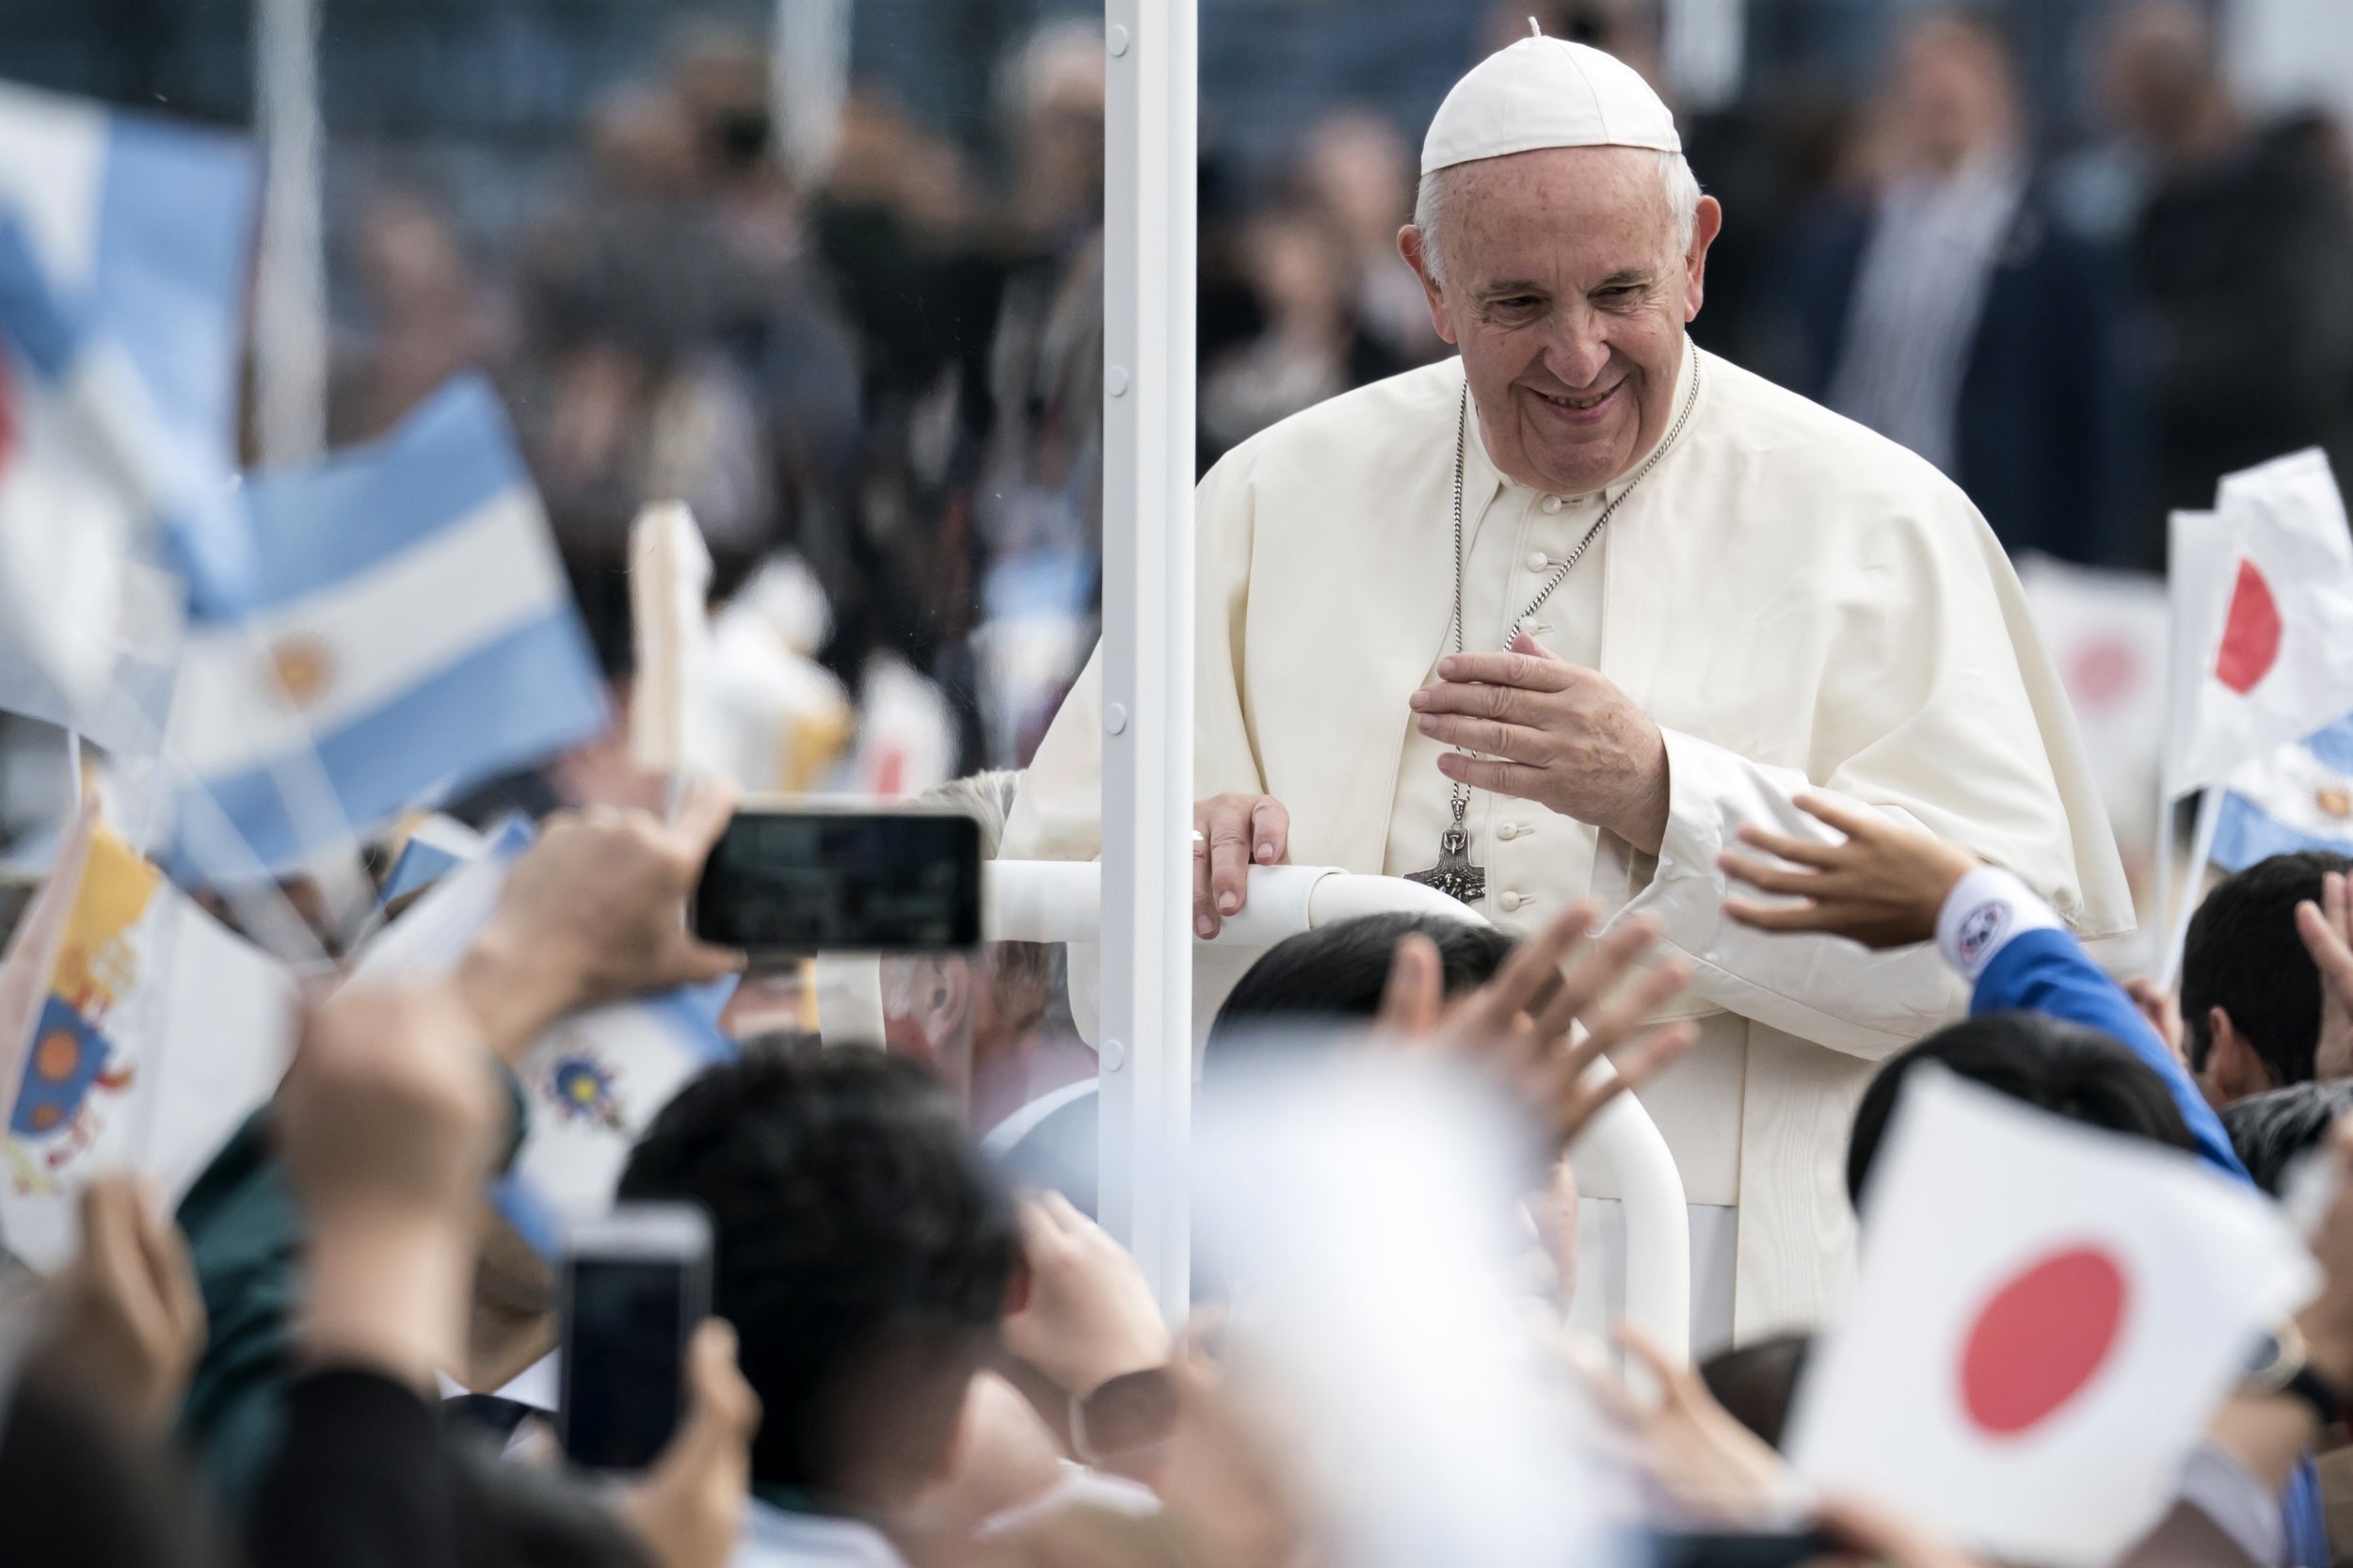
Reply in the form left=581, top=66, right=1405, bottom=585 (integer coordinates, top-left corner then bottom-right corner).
left=1193, top=792, right=1290, bottom=938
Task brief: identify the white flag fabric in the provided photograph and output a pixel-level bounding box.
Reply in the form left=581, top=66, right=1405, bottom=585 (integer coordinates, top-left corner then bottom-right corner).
left=627, top=500, right=715, bottom=779
left=0, top=84, right=252, bottom=734
left=2017, top=554, right=2169, bottom=854
left=0, top=809, right=295, bottom=1269
left=1786, top=1069, right=2316, bottom=1567
left=2166, top=451, right=2353, bottom=794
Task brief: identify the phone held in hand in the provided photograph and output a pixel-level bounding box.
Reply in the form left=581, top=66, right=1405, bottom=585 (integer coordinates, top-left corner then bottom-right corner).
left=690, top=806, right=983, bottom=961
left=557, top=1203, right=712, bottom=1471
left=1652, top=1530, right=1839, bottom=1568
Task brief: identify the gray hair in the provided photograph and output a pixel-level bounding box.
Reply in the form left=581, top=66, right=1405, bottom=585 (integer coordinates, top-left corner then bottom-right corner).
left=918, top=768, right=1024, bottom=859
left=1412, top=148, right=1701, bottom=288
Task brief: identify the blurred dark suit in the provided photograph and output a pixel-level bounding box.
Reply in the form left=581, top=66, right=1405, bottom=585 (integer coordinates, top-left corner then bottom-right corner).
left=1775, top=180, right=2145, bottom=568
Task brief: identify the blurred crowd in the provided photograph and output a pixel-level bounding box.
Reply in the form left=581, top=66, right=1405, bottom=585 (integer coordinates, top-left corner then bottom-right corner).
left=314, top=0, right=2353, bottom=802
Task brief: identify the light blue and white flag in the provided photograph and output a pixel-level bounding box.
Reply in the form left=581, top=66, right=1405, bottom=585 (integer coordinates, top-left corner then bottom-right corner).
left=378, top=813, right=488, bottom=909
left=0, top=84, right=255, bottom=736
left=2212, top=715, right=2353, bottom=872
left=168, top=376, right=609, bottom=879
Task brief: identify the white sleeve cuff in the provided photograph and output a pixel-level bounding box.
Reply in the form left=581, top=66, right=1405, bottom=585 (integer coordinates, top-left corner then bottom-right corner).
left=1936, top=865, right=2062, bottom=983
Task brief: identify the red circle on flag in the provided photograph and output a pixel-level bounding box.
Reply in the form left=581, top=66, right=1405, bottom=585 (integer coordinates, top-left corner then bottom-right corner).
left=1958, top=1245, right=2127, bottom=1436
left=2214, top=560, right=2283, bottom=696
left=2068, top=638, right=2140, bottom=709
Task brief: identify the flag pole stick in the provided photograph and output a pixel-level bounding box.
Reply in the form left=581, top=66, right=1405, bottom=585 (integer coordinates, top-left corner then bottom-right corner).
left=63, top=728, right=80, bottom=813
left=2158, top=787, right=2223, bottom=991
left=252, top=0, right=328, bottom=468
left=2151, top=785, right=2176, bottom=979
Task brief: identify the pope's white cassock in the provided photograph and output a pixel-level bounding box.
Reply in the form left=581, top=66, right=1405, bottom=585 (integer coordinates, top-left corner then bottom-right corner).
left=1002, top=50, right=2130, bottom=1348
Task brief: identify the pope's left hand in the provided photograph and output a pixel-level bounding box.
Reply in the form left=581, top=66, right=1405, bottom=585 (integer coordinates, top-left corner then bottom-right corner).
left=1408, top=634, right=1671, bottom=855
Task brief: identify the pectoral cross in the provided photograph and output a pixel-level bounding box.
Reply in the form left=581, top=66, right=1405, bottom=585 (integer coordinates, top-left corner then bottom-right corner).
left=1405, top=798, right=1486, bottom=904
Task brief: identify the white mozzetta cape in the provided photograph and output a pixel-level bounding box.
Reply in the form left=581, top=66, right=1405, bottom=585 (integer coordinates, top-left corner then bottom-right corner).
left=1005, top=345, right=2132, bottom=1338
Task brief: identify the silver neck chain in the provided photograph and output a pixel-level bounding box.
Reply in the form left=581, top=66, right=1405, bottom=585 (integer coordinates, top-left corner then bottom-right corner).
left=1440, top=354, right=1704, bottom=815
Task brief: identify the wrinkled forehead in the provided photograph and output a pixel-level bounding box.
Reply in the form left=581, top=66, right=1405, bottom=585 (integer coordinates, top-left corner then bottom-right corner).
left=1438, top=144, right=1680, bottom=284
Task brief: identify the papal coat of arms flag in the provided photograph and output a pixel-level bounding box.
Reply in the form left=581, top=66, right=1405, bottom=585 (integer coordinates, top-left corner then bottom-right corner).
left=0, top=805, right=294, bottom=1269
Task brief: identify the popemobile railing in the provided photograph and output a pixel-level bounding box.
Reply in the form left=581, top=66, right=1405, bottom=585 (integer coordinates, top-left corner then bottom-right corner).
left=983, top=859, right=1693, bottom=1362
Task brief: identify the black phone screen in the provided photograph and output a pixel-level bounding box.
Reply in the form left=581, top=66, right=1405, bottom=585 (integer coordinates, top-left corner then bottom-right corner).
left=693, top=810, right=983, bottom=953
left=560, top=1257, right=696, bottom=1470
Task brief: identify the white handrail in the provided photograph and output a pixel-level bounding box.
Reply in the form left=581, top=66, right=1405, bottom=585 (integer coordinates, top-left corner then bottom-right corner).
left=983, top=859, right=1693, bottom=1361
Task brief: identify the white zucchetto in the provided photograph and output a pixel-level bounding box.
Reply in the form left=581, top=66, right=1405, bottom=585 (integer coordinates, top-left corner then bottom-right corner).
left=1421, top=32, right=1680, bottom=174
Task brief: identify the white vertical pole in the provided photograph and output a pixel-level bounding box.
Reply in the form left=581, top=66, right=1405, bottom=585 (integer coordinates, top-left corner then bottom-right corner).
left=1098, top=0, right=1197, bottom=1318
left=1662, top=0, right=1746, bottom=112
left=773, top=0, right=855, bottom=188
left=254, top=0, right=328, bottom=468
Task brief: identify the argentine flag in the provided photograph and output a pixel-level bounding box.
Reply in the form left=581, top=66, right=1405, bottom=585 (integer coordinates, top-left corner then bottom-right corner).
left=2212, top=715, right=2353, bottom=872
left=0, top=84, right=254, bottom=737
left=168, top=376, right=609, bottom=879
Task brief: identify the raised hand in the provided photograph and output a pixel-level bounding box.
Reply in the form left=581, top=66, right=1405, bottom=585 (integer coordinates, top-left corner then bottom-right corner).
left=278, top=984, right=501, bottom=1386
left=40, top=1176, right=206, bottom=1435
left=619, top=1320, right=762, bottom=1568
left=2297, top=870, right=2353, bottom=1080
left=1719, top=792, right=1977, bottom=950
left=1003, top=1191, right=1172, bottom=1398
left=1375, top=901, right=1694, bottom=1151
left=457, top=778, right=746, bottom=1060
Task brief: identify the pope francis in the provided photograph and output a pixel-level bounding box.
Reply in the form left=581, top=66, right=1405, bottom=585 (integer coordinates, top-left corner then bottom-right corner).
left=1001, top=33, right=2130, bottom=1344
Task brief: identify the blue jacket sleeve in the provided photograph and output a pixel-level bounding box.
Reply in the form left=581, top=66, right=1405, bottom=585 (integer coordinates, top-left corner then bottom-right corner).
left=1973, top=926, right=2246, bottom=1182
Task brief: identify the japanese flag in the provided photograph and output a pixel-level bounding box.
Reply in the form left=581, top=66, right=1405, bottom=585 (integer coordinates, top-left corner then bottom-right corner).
left=2166, top=450, right=2353, bottom=794
left=1786, top=1069, right=2316, bottom=1568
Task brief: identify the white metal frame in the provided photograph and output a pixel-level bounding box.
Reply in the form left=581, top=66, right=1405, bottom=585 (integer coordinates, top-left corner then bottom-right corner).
left=1097, top=0, right=1199, bottom=1317
left=987, top=860, right=1694, bottom=1359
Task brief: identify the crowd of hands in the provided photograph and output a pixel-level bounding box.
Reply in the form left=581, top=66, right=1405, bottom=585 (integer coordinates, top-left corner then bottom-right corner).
left=24, top=776, right=2353, bottom=1567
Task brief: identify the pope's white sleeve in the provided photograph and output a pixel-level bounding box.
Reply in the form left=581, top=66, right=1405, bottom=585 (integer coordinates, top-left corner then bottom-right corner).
left=1612, top=727, right=1967, bottom=1060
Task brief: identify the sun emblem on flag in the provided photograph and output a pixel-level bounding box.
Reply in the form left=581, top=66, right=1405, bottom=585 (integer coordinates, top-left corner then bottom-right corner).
left=547, top=1053, right=623, bottom=1130
left=2320, top=787, right=2353, bottom=821
left=264, top=635, right=335, bottom=709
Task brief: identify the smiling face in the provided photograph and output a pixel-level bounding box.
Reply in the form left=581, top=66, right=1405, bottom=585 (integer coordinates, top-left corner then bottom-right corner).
left=1401, top=145, right=1721, bottom=496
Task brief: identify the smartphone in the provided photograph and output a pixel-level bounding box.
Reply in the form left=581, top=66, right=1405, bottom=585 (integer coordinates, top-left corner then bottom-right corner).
left=691, top=807, right=984, bottom=958
left=557, top=1204, right=712, bottom=1471
left=1652, top=1530, right=1839, bottom=1568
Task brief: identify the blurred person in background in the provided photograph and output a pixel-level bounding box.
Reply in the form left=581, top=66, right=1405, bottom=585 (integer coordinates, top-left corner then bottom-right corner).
left=1777, top=10, right=2139, bottom=566
left=330, top=191, right=506, bottom=446
left=972, top=20, right=1109, bottom=770
left=666, top=28, right=865, bottom=609
left=2099, top=0, right=2353, bottom=569
left=807, top=88, right=1003, bottom=757
left=1297, top=108, right=1447, bottom=370
left=512, top=83, right=764, bottom=564
left=1199, top=208, right=1407, bottom=463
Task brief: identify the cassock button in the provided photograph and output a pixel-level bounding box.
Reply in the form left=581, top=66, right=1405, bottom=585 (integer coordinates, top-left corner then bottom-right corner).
left=1525, top=551, right=1549, bottom=572
left=1498, top=891, right=1527, bottom=912
left=1541, top=495, right=1564, bottom=514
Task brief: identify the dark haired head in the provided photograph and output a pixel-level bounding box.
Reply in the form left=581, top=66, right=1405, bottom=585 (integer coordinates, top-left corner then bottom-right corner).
left=1847, top=1011, right=2194, bottom=1205
left=617, top=1048, right=1014, bottom=1498
left=2182, top=851, right=2351, bottom=1093
left=2221, top=1079, right=2353, bottom=1195
left=1209, top=912, right=1513, bottom=1054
